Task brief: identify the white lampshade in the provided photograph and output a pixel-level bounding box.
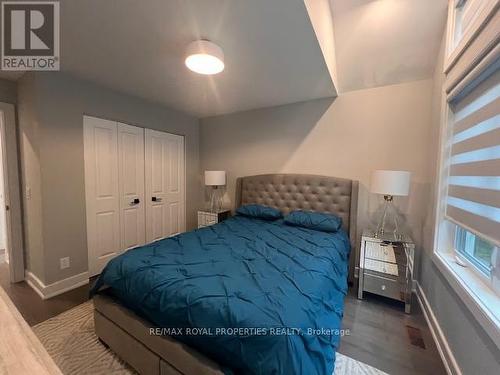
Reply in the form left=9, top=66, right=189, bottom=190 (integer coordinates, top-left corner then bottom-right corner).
left=185, top=40, right=224, bottom=75
left=371, top=170, right=411, bottom=196
left=204, top=171, right=226, bottom=186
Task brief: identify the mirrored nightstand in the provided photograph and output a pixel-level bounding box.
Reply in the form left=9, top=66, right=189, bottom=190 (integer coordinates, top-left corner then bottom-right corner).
left=358, top=229, right=415, bottom=313
left=197, top=209, right=230, bottom=228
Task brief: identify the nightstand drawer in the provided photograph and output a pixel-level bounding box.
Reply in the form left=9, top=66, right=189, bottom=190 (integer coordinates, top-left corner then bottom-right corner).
left=363, top=273, right=403, bottom=301
left=359, top=230, right=414, bottom=313
left=364, top=258, right=399, bottom=276
left=364, top=240, right=396, bottom=263
left=364, top=240, right=408, bottom=266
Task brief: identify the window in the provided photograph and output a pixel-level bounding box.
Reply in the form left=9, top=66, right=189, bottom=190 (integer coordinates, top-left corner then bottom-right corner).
left=451, top=0, right=488, bottom=51
left=445, top=68, right=499, bottom=236
left=435, top=0, right=500, bottom=347
left=454, top=226, right=496, bottom=278
left=442, top=66, right=500, bottom=296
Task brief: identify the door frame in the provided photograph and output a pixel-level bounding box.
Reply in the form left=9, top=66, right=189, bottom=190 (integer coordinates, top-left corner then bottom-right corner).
left=0, top=102, right=24, bottom=282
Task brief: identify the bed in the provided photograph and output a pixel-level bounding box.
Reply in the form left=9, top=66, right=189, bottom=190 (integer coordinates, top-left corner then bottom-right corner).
left=91, top=174, right=358, bottom=375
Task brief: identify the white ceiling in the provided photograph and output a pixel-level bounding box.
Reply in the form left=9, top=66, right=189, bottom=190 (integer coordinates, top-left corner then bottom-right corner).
left=330, top=0, right=447, bottom=92
left=52, top=0, right=334, bottom=117
left=0, top=0, right=449, bottom=116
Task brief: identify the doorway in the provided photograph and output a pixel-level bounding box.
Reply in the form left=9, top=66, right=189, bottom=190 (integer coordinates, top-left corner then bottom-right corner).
left=0, top=102, right=24, bottom=283
left=0, top=134, right=7, bottom=264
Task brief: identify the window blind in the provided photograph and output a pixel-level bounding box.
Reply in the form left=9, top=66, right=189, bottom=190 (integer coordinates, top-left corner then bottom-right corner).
left=461, top=0, right=485, bottom=34
left=446, top=67, right=500, bottom=247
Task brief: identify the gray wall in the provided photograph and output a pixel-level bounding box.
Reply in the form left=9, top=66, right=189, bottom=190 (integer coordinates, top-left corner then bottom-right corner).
left=0, top=78, right=17, bottom=104
left=17, top=74, right=45, bottom=279
left=418, top=32, right=500, bottom=375
left=17, top=72, right=200, bottom=284
left=200, top=79, right=435, bottom=270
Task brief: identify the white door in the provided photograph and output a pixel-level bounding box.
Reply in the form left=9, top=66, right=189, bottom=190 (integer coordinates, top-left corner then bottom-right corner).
left=117, top=123, right=145, bottom=250
left=145, top=129, right=185, bottom=242
left=84, top=116, right=121, bottom=276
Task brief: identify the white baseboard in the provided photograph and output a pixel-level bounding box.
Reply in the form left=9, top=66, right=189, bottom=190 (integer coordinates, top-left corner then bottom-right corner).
left=26, top=271, right=89, bottom=300
left=416, top=283, right=462, bottom=375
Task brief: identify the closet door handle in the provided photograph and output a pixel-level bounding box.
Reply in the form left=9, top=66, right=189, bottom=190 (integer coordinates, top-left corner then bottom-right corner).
left=130, top=198, right=140, bottom=205
left=152, top=196, right=162, bottom=202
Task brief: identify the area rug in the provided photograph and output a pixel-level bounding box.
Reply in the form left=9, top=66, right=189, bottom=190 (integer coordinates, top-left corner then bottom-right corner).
left=33, top=301, right=388, bottom=375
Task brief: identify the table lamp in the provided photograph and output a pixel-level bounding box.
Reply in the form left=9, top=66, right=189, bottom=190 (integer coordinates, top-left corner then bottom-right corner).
left=371, top=170, right=410, bottom=239
left=205, top=171, right=226, bottom=212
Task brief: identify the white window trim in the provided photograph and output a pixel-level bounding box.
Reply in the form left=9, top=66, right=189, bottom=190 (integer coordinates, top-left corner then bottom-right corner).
left=454, top=245, right=492, bottom=286
left=432, top=251, right=500, bottom=348
left=432, top=1, right=500, bottom=349
left=444, top=0, right=498, bottom=74
left=432, top=78, right=500, bottom=350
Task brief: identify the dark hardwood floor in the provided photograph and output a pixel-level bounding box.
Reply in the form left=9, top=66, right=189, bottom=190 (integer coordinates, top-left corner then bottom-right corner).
left=340, top=289, right=447, bottom=375
left=0, top=262, right=446, bottom=374
left=0, top=263, right=91, bottom=326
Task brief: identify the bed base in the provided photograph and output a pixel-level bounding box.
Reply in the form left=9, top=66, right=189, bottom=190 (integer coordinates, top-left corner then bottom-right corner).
left=93, top=294, right=223, bottom=375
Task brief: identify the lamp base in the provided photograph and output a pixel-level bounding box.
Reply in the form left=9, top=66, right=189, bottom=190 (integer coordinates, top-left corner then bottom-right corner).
left=208, top=186, right=223, bottom=213
left=374, top=195, right=405, bottom=241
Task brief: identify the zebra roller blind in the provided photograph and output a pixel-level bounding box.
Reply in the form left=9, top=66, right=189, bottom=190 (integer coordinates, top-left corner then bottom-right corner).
left=446, top=67, right=500, bottom=246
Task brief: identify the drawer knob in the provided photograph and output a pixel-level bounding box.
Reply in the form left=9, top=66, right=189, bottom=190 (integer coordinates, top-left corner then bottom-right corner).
left=381, top=285, right=386, bottom=291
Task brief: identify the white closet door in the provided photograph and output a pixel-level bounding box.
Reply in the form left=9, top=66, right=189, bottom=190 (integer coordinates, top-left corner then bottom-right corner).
left=117, top=123, right=145, bottom=251
left=84, top=116, right=121, bottom=276
left=145, top=129, right=185, bottom=242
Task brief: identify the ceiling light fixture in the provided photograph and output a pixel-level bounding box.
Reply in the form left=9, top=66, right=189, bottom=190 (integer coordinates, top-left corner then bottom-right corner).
left=185, top=40, right=224, bottom=75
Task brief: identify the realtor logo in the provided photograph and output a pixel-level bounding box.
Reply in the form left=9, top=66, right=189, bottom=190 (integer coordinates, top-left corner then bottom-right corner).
left=1, top=1, right=59, bottom=70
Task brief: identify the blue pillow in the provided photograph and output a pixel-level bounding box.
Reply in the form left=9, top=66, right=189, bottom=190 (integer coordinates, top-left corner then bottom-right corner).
left=236, top=204, right=283, bottom=220
left=284, top=210, right=342, bottom=232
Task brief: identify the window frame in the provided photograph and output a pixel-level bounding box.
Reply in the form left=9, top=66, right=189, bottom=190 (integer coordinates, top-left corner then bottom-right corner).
left=444, top=0, right=497, bottom=74
left=432, top=0, right=500, bottom=349
left=454, top=225, right=494, bottom=277
left=433, top=82, right=500, bottom=349
left=432, top=250, right=500, bottom=348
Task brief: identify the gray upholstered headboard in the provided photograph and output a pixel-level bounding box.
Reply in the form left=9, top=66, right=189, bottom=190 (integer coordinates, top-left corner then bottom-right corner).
left=235, top=174, right=359, bottom=281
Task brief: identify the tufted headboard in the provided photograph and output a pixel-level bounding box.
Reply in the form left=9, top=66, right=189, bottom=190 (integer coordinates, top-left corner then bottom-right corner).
left=235, top=174, right=359, bottom=280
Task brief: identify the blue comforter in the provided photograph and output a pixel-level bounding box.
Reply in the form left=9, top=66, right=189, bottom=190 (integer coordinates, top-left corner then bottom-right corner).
left=91, top=216, right=350, bottom=375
